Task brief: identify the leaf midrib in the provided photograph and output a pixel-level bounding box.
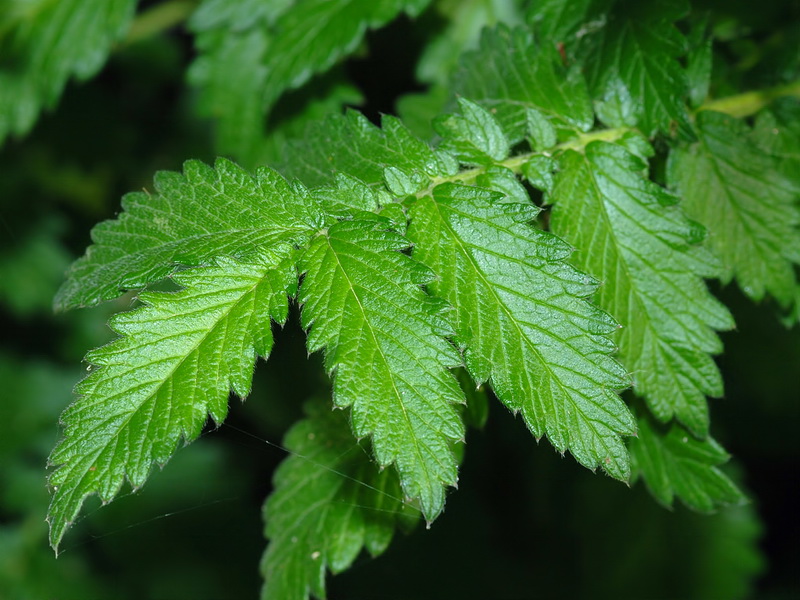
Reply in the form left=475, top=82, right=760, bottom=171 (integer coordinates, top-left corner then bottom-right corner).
left=321, top=233, right=437, bottom=503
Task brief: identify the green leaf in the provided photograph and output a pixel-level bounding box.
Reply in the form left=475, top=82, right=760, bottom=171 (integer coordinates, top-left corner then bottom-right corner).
left=685, top=14, right=712, bottom=108
left=258, top=0, right=430, bottom=111
left=475, top=165, right=531, bottom=205
left=451, top=25, right=594, bottom=142
left=298, top=217, right=465, bottom=520
left=414, top=0, right=524, bottom=86
left=254, top=77, right=364, bottom=169
left=525, top=107, right=558, bottom=151
left=311, top=173, right=386, bottom=218
left=396, top=85, right=451, bottom=142
left=188, top=0, right=431, bottom=161
left=629, top=412, right=745, bottom=512
left=526, top=0, right=610, bottom=46
left=407, top=183, right=635, bottom=479
left=549, top=141, right=733, bottom=437
left=278, top=111, right=457, bottom=188
left=189, top=0, right=291, bottom=31
left=521, top=155, right=558, bottom=194
left=0, top=219, right=71, bottom=317
left=0, top=353, right=77, bottom=460
left=188, top=25, right=272, bottom=164
left=668, top=110, right=800, bottom=306
left=751, top=98, right=800, bottom=191
left=593, top=75, right=639, bottom=129
left=434, top=98, right=510, bottom=165
left=569, top=459, right=762, bottom=599
left=47, top=254, right=297, bottom=551
left=582, top=0, right=691, bottom=136
left=261, top=401, right=417, bottom=600
left=685, top=502, right=764, bottom=600
left=0, top=0, right=136, bottom=145
left=54, top=158, right=323, bottom=310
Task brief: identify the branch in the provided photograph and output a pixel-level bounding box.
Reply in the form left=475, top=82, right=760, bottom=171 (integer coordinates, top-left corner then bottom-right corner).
left=697, top=80, right=800, bottom=119
left=121, top=0, right=198, bottom=47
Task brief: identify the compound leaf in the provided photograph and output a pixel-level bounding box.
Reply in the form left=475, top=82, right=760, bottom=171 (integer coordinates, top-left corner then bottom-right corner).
left=47, top=253, right=297, bottom=551
left=629, top=412, right=745, bottom=512
left=408, top=183, right=635, bottom=479
left=668, top=110, right=800, bottom=307
left=549, top=141, right=733, bottom=437
left=55, top=158, right=323, bottom=310
left=299, top=217, right=465, bottom=521
left=0, top=0, right=136, bottom=145
left=261, top=401, right=417, bottom=600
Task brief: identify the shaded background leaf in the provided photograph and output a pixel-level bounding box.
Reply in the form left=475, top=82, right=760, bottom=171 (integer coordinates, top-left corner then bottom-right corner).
left=550, top=141, right=733, bottom=437
left=261, top=400, right=418, bottom=600
left=668, top=110, right=800, bottom=307
left=0, top=0, right=137, bottom=146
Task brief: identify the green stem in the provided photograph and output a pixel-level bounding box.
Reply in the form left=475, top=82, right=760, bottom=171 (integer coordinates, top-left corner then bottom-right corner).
left=696, top=80, right=800, bottom=118
left=411, top=78, right=800, bottom=200
left=417, top=127, right=631, bottom=197
left=121, top=0, right=198, bottom=47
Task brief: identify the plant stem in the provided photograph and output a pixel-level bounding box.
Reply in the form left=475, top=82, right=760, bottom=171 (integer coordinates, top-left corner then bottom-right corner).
left=121, top=0, right=198, bottom=47
left=697, top=80, right=800, bottom=118
left=418, top=127, right=631, bottom=196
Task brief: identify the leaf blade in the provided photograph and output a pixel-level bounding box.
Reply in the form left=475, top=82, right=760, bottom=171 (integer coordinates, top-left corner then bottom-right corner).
left=261, top=401, right=417, bottom=600
left=549, top=141, right=733, bottom=436
left=668, top=110, right=800, bottom=306
left=408, top=183, right=635, bottom=479
left=299, top=217, right=465, bottom=520
left=451, top=25, right=594, bottom=142
left=0, top=0, right=136, bottom=145
left=629, top=412, right=745, bottom=512
left=47, top=255, right=296, bottom=550
left=582, top=0, right=691, bottom=136
left=187, top=0, right=431, bottom=162
left=55, top=158, right=323, bottom=310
